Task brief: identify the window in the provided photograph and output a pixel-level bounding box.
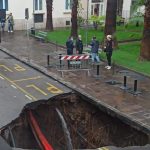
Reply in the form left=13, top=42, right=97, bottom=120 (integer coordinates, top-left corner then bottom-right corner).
left=34, top=14, right=43, bottom=23
left=0, top=0, right=8, bottom=11
left=65, top=0, right=73, bottom=10
left=34, top=0, right=42, bottom=11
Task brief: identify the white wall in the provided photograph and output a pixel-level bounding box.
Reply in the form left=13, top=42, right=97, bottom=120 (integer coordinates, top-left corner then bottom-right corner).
left=122, top=0, right=132, bottom=19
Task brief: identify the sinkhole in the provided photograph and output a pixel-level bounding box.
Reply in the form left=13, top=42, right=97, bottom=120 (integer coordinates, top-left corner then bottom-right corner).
left=0, top=92, right=149, bottom=150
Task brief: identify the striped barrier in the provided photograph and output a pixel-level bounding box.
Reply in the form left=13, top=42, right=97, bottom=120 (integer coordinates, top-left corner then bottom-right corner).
left=61, top=55, right=90, bottom=61
left=57, top=54, right=91, bottom=77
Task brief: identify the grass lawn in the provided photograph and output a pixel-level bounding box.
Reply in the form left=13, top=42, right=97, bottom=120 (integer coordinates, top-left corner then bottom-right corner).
left=47, top=27, right=142, bottom=46
left=46, top=26, right=149, bottom=76
left=100, top=42, right=150, bottom=76
left=117, top=24, right=143, bottom=32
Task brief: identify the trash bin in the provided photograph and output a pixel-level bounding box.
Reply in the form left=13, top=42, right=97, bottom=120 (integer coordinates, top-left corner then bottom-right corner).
left=30, top=27, right=35, bottom=35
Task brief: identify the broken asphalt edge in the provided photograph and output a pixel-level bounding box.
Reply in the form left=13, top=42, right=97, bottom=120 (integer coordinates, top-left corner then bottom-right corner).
left=0, top=46, right=150, bottom=136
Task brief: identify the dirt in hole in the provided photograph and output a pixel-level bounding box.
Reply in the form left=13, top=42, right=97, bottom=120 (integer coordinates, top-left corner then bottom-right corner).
left=1, top=92, right=149, bottom=150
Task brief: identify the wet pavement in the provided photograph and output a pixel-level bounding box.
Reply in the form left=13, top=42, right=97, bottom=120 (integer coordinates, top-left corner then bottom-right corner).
left=0, top=50, right=70, bottom=128
left=0, top=31, right=150, bottom=136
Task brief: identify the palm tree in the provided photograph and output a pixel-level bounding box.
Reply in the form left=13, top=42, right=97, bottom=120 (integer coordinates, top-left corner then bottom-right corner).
left=71, top=0, right=78, bottom=38
left=46, top=0, right=53, bottom=31
left=104, top=0, right=117, bottom=36
left=140, top=0, right=150, bottom=60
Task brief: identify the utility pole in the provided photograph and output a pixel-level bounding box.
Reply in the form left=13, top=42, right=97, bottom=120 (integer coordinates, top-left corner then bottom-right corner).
left=33, top=0, right=35, bottom=29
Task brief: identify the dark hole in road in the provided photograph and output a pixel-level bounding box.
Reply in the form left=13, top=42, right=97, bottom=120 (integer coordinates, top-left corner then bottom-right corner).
left=0, top=92, right=149, bottom=150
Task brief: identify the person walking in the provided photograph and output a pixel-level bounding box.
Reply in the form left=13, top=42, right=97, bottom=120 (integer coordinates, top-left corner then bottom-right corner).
left=104, top=35, right=114, bottom=70
left=76, top=35, right=83, bottom=54
left=66, top=36, right=74, bottom=55
left=7, top=13, right=14, bottom=33
left=90, top=36, right=100, bottom=63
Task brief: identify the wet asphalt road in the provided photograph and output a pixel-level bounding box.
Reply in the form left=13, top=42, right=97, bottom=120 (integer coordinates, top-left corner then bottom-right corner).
left=0, top=50, right=71, bottom=128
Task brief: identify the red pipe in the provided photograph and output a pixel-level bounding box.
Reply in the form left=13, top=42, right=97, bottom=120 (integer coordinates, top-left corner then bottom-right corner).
left=27, top=110, right=54, bottom=150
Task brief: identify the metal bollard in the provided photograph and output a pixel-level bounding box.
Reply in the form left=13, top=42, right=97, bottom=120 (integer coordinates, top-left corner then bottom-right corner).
left=59, top=54, right=62, bottom=68
left=124, top=76, right=127, bottom=88
left=134, top=80, right=137, bottom=92
left=47, top=55, right=50, bottom=66
left=96, top=64, right=100, bottom=76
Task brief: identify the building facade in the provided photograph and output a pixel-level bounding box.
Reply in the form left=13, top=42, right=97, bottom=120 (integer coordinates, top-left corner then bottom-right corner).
left=0, top=0, right=136, bottom=30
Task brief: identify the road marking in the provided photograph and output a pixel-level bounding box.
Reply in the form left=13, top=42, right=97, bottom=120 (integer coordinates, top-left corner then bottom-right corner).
left=25, top=95, right=33, bottom=100
left=11, top=85, right=17, bottom=89
left=26, top=84, right=48, bottom=96
left=0, top=65, right=13, bottom=72
left=14, top=64, right=26, bottom=71
left=0, top=73, right=36, bottom=100
left=13, top=76, right=42, bottom=82
left=46, top=82, right=63, bottom=94
left=0, top=76, right=4, bottom=80
left=98, top=147, right=109, bottom=150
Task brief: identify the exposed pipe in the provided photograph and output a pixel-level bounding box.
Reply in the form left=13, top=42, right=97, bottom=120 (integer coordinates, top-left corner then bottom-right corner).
left=8, top=126, right=16, bottom=148
left=27, top=110, right=54, bottom=150
left=56, top=108, right=73, bottom=150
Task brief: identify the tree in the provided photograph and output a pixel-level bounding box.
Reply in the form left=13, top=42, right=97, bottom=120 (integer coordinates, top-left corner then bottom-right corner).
left=140, top=0, right=150, bottom=60
left=104, top=0, right=117, bottom=36
left=104, top=0, right=117, bottom=48
left=46, top=0, right=53, bottom=31
left=71, top=0, right=78, bottom=38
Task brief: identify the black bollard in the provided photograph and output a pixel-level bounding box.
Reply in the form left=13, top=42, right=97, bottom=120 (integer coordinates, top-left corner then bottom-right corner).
left=47, top=55, right=50, bottom=66
left=96, top=65, right=100, bottom=76
left=134, top=80, right=137, bottom=92
left=59, top=54, right=62, bottom=68
left=124, top=76, right=127, bottom=88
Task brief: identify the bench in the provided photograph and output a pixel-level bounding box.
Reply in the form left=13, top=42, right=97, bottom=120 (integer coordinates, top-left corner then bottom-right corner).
left=35, top=31, right=48, bottom=42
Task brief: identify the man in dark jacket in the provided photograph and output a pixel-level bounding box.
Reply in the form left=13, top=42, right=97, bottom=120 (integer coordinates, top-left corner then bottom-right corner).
left=90, top=36, right=100, bottom=63
left=76, top=35, right=83, bottom=54
left=104, top=35, right=114, bottom=69
left=66, top=36, right=74, bottom=55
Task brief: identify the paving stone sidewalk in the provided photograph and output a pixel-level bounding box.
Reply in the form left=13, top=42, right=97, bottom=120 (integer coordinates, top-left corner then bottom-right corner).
left=0, top=31, right=150, bottom=136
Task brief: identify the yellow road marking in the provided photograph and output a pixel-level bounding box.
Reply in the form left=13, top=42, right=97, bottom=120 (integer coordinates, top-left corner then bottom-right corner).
left=98, top=147, right=109, bottom=150
left=0, top=65, right=13, bottom=72
left=26, top=84, right=48, bottom=96
left=14, top=64, right=26, bottom=71
left=0, top=73, right=36, bottom=100
left=13, top=76, right=42, bottom=82
left=46, top=82, right=63, bottom=94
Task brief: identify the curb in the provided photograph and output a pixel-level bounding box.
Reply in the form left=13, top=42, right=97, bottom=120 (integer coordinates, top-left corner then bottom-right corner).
left=0, top=46, right=150, bottom=135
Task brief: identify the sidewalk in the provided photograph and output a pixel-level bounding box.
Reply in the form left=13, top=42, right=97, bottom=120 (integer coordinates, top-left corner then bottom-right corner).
left=0, top=31, right=150, bottom=135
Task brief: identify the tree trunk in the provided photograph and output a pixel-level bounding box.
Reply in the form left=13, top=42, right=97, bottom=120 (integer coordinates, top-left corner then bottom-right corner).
left=140, top=1, right=150, bottom=61
left=71, top=0, right=78, bottom=38
left=46, top=0, right=53, bottom=31
left=104, top=0, right=117, bottom=36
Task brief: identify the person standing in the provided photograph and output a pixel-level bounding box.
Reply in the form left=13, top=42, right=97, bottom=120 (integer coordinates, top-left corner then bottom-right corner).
left=104, top=35, right=114, bottom=70
left=90, top=36, right=100, bottom=63
left=76, top=35, right=83, bottom=54
left=66, top=36, right=74, bottom=55
left=7, top=13, right=14, bottom=33
left=1, top=19, right=5, bottom=32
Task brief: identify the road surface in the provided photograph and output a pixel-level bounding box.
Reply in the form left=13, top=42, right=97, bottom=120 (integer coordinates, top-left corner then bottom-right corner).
left=0, top=50, right=71, bottom=128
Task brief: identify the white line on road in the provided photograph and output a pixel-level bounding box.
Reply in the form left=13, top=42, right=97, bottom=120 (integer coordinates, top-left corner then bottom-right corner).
left=11, top=85, right=17, bottom=89
left=25, top=95, right=33, bottom=101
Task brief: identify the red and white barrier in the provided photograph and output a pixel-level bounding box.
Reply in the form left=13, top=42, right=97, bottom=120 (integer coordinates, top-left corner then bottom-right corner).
left=61, top=55, right=90, bottom=60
